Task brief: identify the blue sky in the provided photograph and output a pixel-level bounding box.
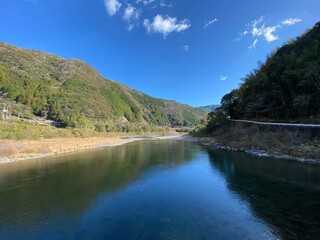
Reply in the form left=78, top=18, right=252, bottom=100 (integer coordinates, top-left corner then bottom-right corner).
left=0, top=0, right=319, bottom=106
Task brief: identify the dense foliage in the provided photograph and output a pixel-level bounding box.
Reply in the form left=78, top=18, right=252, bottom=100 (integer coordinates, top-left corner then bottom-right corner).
left=0, top=42, right=205, bottom=128
left=221, top=22, right=320, bottom=121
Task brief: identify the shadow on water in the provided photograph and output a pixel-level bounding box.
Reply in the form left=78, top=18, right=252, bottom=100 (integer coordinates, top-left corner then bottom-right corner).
left=206, top=148, right=320, bottom=240
left=0, top=140, right=199, bottom=226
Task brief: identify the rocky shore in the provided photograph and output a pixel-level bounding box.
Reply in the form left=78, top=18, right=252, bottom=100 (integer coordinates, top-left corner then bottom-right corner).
left=197, top=137, right=320, bottom=165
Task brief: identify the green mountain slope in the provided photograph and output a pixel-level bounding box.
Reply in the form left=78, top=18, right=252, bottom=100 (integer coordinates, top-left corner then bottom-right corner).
left=220, top=22, right=320, bottom=121
left=0, top=42, right=205, bottom=128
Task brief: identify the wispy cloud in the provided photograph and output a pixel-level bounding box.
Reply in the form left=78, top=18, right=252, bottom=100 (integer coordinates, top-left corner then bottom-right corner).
left=182, top=45, right=189, bottom=51
left=251, top=16, right=264, bottom=29
left=159, top=0, right=173, bottom=8
left=143, top=15, right=191, bottom=38
left=123, top=4, right=141, bottom=31
left=282, top=18, right=302, bottom=26
left=220, top=75, right=227, bottom=81
left=248, top=39, right=258, bottom=49
left=105, top=0, right=122, bottom=16
left=238, top=16, right=303, bottom=48
left=250, top=16, right=280, bottom=42
left=136, top=0, right=172, bottom=8
left=123, top=4, right=139, bottom=21
left=237, top=16, right=278, bottom=47
left=235, top=30, right=249, bottom=42
left=136, top=0, right=155, bottom=5
left=204, top=18, right=218, bottom=29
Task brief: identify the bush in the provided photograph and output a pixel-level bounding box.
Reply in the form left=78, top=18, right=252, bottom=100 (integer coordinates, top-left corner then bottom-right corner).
left=205, top=110, right=228, bottom=134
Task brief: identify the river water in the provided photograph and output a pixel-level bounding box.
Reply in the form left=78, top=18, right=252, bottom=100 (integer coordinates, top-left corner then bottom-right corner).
left=0, top=139, right=319, bottom=240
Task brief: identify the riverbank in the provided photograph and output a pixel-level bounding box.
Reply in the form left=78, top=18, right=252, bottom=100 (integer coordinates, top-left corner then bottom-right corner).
left=197, top=137, right=320, bottom=164
left=193, top=122, right=320, bottom=164
left=0, top=133, right=184, bottom=164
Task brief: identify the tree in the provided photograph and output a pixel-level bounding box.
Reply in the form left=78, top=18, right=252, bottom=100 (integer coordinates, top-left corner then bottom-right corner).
left=48, top=100, right=64, bottom=121
left=218, top=22, right=320, bottom=120
left=221, top=90, right=241, bottom=119
left=205, top=109, right=227, bottom=133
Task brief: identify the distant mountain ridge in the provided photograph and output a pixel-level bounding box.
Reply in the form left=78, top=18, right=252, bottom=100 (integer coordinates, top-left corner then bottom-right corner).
left=196, top=105, right=220, bottom=113
left=0, top=42, right=206, bottom=129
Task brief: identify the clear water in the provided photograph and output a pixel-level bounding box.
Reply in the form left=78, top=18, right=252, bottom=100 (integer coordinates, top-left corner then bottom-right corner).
left=0, top=140, right=319, bottom=240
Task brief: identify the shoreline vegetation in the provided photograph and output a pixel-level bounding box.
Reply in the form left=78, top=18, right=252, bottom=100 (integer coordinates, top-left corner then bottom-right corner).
left=191, top=121, right=320, bottom=165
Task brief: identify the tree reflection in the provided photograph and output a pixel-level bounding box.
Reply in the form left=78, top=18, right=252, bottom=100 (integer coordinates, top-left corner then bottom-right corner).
left=0, top=140, right=199, bottom=225
left=206, top=148, right=320, bottom=240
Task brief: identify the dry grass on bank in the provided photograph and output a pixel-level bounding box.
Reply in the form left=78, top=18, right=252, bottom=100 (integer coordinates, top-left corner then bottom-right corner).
left=0, top=120, right=182, bottom=162
left=0, top=133, right=182, bottom=162
left=201, top=123, right=320, bottom=159
left=0, top=137, right=121, bottom=161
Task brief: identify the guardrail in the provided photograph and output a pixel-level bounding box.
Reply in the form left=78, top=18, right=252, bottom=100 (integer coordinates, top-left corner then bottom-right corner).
left=229, top=119, right=320, bottom=128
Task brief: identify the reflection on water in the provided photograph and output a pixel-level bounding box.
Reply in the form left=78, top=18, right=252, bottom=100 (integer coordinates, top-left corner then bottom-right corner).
left=0, top=140, right=319, bottom=240
left=206, top=149, right=320, bottom=240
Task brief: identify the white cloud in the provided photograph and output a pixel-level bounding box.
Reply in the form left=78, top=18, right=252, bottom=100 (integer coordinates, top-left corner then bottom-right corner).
left=182, top=45, right=189, bottom=51
left=220, top=75, right=227, bottom=81
left=123, top=5, right=138, bottom=21
left=105, top=0, right=122, bottom=16
left=143, top=15, right=191, bottom=38
left=123, top=4, right=141, bottom=30
left=251, top=16, right=265, bottom=37
left=243, top=30, right=248, bottom=36
left=251, top=26, right=263, bottom=37
left=204, top=18, right=218, bottom=29
left=248, top=39, right=258, bottom=49
left=250, top=16, right=279, bottom=42
left=282, top=18, right=302, bottom=26
left=263, top=26, right=278, bottom=42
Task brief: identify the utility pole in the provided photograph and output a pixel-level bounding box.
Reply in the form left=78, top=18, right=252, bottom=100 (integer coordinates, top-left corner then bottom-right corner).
left=2, top=103, right=9, bottom=120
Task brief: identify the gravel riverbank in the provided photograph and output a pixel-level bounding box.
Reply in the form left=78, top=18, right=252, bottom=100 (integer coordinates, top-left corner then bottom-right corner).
left=196, top=137, right=320, bottom=165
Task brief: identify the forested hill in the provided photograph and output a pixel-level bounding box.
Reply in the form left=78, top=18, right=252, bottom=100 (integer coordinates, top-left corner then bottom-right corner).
left=221, top=22, right=320, bottom=121
left=0, top=42, right=205, bottom=128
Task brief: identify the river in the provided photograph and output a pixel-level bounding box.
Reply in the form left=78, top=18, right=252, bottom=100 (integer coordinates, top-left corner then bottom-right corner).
left=0, top=139, right=319, bottom=240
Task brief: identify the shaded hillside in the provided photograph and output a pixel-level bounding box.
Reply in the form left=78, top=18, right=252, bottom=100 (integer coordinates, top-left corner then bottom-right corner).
left=0, top=42, right=205, bottom=128
left=220, top=22, right=320, bottom=121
